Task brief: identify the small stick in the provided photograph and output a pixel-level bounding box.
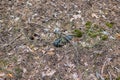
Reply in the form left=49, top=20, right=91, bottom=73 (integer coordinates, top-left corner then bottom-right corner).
left=101, top=60, right=107, bottom=75
left=62, top=33, right=80, bottom=66
left=115, top=67, right=120, bottom=72
left=101, top=58, right=112, bottom=76
left=96, top=72, right=105, bottom=80
left=3, top=34, right=22, bottom=47
left=108, top=71, right=112, bottom=80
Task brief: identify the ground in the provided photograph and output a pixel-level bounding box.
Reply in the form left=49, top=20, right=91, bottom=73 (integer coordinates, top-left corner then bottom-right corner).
left=0, top=0, right=120, bottom=80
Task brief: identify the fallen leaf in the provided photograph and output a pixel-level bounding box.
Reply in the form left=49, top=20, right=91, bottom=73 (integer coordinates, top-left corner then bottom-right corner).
left=0, top=72, right=5, bottom=77
left=91, top=13, right=99, bottom=18
left=46, top=48, right=55, bottom=55
left=41, top=50, right=46, bottom=54
left=7, top=73, right=13, bottom=78
left=115, top=33, right=120, bottom=39
left=0, top=51, right=4, bottom=56
left=47, top=51, right=55, bottom=55
left=42, top=69, right=56, bottom=77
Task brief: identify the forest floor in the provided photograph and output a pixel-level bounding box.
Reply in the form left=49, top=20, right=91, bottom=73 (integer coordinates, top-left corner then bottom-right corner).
left=0, top=0, right=120, bottom=80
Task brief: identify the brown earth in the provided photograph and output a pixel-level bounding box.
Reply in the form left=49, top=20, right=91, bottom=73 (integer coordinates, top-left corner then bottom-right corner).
left=0, top=0, right=120, bottom=80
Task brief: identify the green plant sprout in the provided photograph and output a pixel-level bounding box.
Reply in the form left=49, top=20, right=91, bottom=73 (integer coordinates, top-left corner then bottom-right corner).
left=106, top=22, right=114, bottom=28
left=72, top=29, right=83, bottom=37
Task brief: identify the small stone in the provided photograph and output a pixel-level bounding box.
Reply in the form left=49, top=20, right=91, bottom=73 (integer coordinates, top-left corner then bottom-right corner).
left=54, top=28, right=60, bottom=34
left=42, top=50, right=46, bottom=54
left=84, top=62, right=88, bottom=66
left=8, top=52, right=14, bottom=55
